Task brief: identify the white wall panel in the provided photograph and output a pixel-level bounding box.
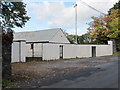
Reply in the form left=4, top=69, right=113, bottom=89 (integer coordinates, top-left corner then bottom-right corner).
left=96, top=45, right=112, bottom=56
left=12, top=41, right=26, bottom=63
left=43, top=43, right=59, bottom=60
left=34, top=43, right=42, bottom=57
left=77, top=45, right=91, bottom=58
left=26, top=44, right=32, bottom=57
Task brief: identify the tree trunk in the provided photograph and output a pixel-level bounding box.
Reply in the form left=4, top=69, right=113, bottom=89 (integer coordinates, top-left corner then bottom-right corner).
left=112, top=39, right=117, bottom=53
left=2, top=30, right=13, bottom=80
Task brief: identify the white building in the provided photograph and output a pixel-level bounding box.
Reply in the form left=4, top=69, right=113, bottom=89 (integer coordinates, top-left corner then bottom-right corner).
left=14, top=28, right=70, bottom=44
left=12, top=28, right=113, bottom=62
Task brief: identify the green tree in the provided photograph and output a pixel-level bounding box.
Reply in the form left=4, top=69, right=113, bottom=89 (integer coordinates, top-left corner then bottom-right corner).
left=87, top=7, right=120, bottom=50
left=1, top=1, right=30, bottom=80
left=108, top=1, right=120, bottom=15
left=77, top=33, right=91, bottom=44
left=66, top=34, right=76, bottom=44
left=66, top=33, right=91, bottom=44
left=87, top=15, right=110, bottom=44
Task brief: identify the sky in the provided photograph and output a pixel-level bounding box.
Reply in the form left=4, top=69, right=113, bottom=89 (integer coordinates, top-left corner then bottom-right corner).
left=13, top=0, right=118, bottom=36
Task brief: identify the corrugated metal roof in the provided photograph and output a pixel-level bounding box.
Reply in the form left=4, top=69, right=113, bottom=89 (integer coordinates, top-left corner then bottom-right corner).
left=14, top=28, right=61, bottom=42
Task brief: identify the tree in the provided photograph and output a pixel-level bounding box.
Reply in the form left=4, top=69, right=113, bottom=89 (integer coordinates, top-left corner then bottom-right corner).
left=108, top=1, right=120, bottom=15
left=87, top=2, right=120, bottom=50
left=66, top=33, right=91, bottom=44
left=87, top=15, right=110, bottom=44
left=1, top=1, right=30, bottom=80
left=77, top=33, right=91, bottom=44
left=66, top=34, right=76, bottom=44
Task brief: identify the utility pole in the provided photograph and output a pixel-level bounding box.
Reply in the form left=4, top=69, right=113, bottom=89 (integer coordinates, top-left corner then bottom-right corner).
left=74, top=3, right=77, bottom=44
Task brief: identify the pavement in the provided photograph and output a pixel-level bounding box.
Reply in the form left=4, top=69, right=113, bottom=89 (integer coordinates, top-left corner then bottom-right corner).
left=41, top=60, right=119, bottom=88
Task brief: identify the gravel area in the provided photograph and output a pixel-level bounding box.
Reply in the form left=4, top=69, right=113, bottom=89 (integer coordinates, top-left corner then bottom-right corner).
left=11, top=55, right=118, bottom=88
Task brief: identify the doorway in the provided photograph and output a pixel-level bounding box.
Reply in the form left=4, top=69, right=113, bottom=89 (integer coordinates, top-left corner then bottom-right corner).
left=92, top=46, right=96, bottom=57
left=59, top=45, right=63, bottom=59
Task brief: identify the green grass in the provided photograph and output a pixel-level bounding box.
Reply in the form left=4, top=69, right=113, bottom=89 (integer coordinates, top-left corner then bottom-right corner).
left=113, top=51, right=120, bottom=56
left=2, top=79, right=13, bottom=88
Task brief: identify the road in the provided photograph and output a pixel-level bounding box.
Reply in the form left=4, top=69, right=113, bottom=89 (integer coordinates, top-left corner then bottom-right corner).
left=41, top=59, right=119, bottom=88
left=10, top=56, right=119, bottom=88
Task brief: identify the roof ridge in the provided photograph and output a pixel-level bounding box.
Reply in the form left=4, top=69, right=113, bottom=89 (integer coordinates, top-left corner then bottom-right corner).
left=15, top=28, right=61, bottom=33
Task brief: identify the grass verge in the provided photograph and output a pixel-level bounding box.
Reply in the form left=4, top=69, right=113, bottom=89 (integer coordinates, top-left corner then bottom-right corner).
left=2, top=79, right=14, bottom=89
left=113, top=51, right=120, bottom=56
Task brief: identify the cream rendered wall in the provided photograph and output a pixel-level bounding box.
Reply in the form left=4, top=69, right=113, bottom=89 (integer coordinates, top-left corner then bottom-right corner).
left=12, top=41, right=26, bottom=63
left=34, top=43, right=42, bottom=57
left=42, top=42, right=113, bottom=60
left=12, top=41, right=113, bottom=62
left=77, top=45, right=91, bottom=58
left=63, top=45, right=91, bottom=59
left=26, top=44, right=32, bottom=57
left=26, top=43, right=42, bottom=57
left=43, top=43, right=60, bottom=60
left=63, top=44, right=77, bottom=59
left=12, top=42, right=19, bottom=62
left=50, top=30, right=70, bottom=44
left=108, top=41, right=113, bottom=55
left=21, top=42, right=26, bottom=62
left=96, top=45, right=112, bottom=56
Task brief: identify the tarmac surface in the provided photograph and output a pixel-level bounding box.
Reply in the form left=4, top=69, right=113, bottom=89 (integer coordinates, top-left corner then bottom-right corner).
left=10, top=56, right=119, bottom=88
left=41, top=60, right=119, bottom=88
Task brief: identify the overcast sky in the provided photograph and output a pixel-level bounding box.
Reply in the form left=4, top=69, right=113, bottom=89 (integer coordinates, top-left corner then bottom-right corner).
left=13, top=0, right=118, bottom=35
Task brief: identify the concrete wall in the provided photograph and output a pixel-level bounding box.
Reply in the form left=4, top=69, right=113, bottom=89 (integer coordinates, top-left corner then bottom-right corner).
left=63, top=45, right=91, bottom=59
left=26, top=44, right=32, bottom=57
left=42, top=43, right=60, bottom=60
left=12, top=40, right=26, bottom=63
left=42, top=44, right=92, bottom=60
left=63, top=44, right=77, bottom=59
left=26, top=43, right=42, bottom=57
left=76, top=45, right=91, bottom=58
left=96, top=45, right=112, bottom=56
left=41, top=41, right=113, bottom=60
left=12, top=41, right=113, bottom=62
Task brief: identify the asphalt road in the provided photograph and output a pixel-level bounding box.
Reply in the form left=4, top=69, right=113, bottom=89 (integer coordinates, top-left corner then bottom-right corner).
left=41, top=58, right=119, bottom=88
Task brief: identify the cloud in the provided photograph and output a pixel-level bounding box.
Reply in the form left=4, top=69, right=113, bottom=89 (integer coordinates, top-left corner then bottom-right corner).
left=67, top=28, right=87, bottom=36
left=25, top=0, right=118, bottom=34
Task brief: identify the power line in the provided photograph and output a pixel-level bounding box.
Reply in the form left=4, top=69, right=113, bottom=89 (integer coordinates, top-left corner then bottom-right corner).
left=78, top=0, right=106, bottom=15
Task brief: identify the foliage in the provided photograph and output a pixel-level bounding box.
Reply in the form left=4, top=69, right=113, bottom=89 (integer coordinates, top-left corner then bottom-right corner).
left=1, top=1, right=30, bottom=82
left=66, top=33, right=91, bottom=44
left=87, top=15, right=111, bottom=44
left=0, top=1, right=30, bottom=31
left=113, top=51, right=120, bottom=56
left=2, top=79, right=13, bottom=88
left=87, top=1, right=120, bottom=50
left=108, top=1, right=120, bottom=15
left=77, top=33, right=91, bottom=44
left=66, top=34, right=76, bottom=44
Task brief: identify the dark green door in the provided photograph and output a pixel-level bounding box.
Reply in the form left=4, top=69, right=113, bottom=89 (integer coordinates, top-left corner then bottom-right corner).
left=59, top=45, right=63, bottom=59
left=92, top=46, right=96, bottom=57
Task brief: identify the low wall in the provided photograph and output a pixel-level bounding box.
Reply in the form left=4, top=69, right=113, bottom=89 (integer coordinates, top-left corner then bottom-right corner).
left=12, top=41, right=113, bottom=61
left=63, top=45, right=91, bottom=58
left=42, top=41, right=113, bottom=60
left=26, top=43, right=42, bottom=57
left=12, top=40, right=26, bottom=62
left=96, top=45, right=112, bottom=56
left=43, top=43, right=60, bottom=60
